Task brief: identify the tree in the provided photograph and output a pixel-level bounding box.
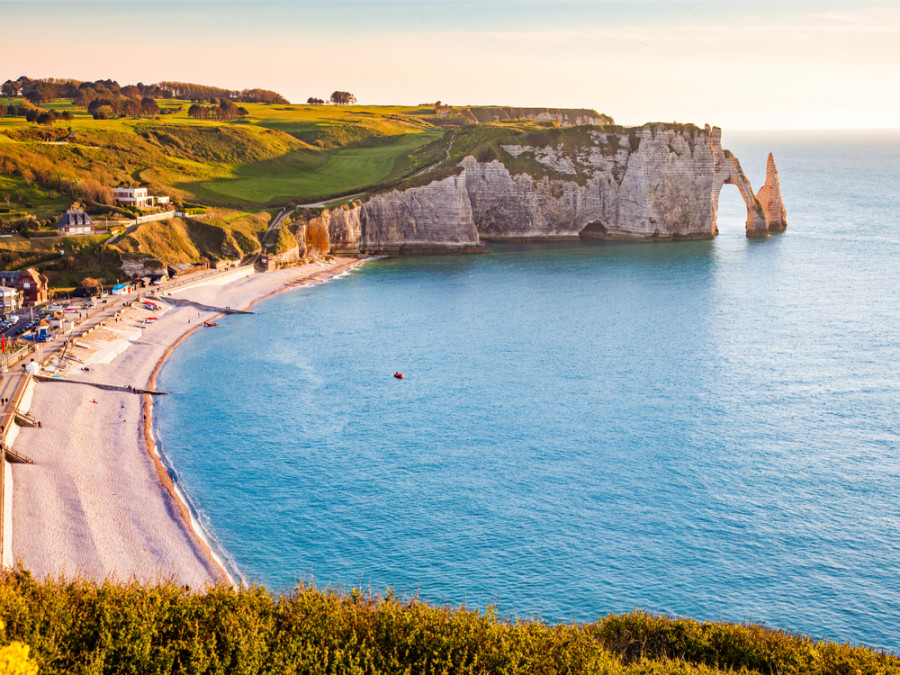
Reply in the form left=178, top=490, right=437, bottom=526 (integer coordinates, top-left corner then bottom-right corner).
left=329, top=91, right=357, bottom=105
left=36, top=111, right=57, bottom=125
left=307, top=97, right=324, bottom=105
left=122, top=99, right=141, bottom=118
left=187, top=104, right=207, bottom=120
left=141, top=97, right=159, bottom=116
left=91, top=105, right=113, bottom=120
left=0, top=80, right=17, bottom=97
left=24, top=81, right=56, bottom=105
left=218, top=98, right=238, bottom=118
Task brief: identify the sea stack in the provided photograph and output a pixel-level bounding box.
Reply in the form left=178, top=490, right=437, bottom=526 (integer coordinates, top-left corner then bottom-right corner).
left=757, top=153, right=788, bottom=233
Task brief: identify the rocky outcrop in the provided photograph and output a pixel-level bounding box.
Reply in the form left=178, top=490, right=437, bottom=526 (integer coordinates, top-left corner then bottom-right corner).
left=323, top=175, right=484, bottom=255
left=756, top=153, right=787, bottom=232
left=308, top=123, right=785, bottom=253
left=120, top=255, right=166, bottom=278
left=259, top=217, right=334, bottom=270
left=309, top=205, right=363, bottom=255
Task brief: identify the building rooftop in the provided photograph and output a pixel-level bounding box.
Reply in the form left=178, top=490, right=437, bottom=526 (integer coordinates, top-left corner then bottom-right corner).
left=56, top=209, right=95, bottom=229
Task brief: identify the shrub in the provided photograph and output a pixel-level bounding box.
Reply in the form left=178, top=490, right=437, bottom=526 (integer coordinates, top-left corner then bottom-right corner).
left=0, top=570, right=896, bottom=675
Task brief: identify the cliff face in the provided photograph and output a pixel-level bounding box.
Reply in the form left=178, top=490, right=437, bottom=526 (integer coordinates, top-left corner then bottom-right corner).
left=319, top=124, right=786, bottom=254
left=321, top=175, right=483, bottom=254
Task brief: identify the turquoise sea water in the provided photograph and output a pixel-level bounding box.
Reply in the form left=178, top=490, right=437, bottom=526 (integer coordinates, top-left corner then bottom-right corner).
left=157, top=131, right=900, bottom=652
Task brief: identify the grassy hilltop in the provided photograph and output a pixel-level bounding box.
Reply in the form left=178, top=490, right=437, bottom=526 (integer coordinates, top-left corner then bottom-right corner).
left=0, top=98, right=447, bottom=210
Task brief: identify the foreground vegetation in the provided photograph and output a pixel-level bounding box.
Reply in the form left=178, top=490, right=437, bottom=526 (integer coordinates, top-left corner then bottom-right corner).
left=0, top=569, right=894, bottom=674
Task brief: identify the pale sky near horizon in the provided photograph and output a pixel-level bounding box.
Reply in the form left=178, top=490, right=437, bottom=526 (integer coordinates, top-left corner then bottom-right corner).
left=2, top=0, right=898, bottom=129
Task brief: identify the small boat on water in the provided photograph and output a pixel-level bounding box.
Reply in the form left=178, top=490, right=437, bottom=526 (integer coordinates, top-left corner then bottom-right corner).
left=393, top=372, right=403, bottom=379
left=203, top=321, right=218, bottom=327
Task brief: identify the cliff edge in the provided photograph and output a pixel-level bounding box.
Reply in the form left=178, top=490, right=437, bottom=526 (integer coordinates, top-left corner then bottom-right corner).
left=308, top=123, right=786, bottom=254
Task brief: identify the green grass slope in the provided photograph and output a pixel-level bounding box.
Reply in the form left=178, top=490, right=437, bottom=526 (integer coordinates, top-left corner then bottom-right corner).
left=113, top=211, right=270, bottom=265
left=191, top=129, right=444, bottom=205
left=0, top=99, right=449, bottom=209
left=0, top=570, right=895, bottom=675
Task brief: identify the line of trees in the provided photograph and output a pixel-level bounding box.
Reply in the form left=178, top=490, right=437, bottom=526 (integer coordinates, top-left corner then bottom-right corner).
left=2, top=76, right=289, bottom=107
left=157, top=81, right=288, bottom=104
left=187, top=99, right=249, bottom=121
left=87, top=96, right=160, bottom=120
left=0, top=102, right=73, bottom=125
left=74, top=81, right=170, bottom=109
left=305, top=92, right=357, bottom=105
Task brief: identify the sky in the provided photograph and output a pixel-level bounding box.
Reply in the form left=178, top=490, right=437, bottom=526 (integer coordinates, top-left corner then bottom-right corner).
left=2, top=0, right=899, bottom=129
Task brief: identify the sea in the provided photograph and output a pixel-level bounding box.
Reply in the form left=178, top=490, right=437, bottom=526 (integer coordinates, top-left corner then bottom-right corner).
left=155, top=130, right=900, bottom=653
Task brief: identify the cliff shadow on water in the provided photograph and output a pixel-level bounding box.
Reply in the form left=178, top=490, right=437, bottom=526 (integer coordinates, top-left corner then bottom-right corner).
left=373, top=240, right=722, bottom=281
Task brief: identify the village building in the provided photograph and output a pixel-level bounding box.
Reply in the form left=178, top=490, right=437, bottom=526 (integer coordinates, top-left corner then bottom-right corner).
left=49, top=311, right=75, bottom=333
left=112, top=186, right=170, bottom=210
left=0, top=285, right=22, bottom=312
left=55, top=208, right=96, bottom=235
left=0, top=268, right=49, bottom=307
left=16, top=268, right=49, bottom=306
left=110, top=283, right=134, bottom=296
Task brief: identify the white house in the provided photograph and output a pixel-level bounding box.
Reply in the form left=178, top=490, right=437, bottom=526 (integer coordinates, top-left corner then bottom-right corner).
left=112, top=187, right=154, bottom=208
left=112, top=186, right=169, bottom=209
left=0, top=286, right=21, bottom=311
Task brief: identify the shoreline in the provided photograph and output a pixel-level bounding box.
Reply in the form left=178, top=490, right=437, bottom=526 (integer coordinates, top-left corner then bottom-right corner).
left=143, top=256, right=369, bottom=585
left=9, top=256, right=369, bottom=586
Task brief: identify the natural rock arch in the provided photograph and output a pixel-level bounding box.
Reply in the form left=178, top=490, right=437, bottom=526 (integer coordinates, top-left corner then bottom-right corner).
left=717, top=150, right=787, bottom=237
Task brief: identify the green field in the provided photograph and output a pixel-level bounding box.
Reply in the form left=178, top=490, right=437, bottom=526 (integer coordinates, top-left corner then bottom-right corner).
left=191, top=129, right=444, bottom=204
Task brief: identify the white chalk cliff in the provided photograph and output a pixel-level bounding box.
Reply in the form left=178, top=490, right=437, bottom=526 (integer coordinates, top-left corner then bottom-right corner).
left=311, top=123, right=786, bottom=254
